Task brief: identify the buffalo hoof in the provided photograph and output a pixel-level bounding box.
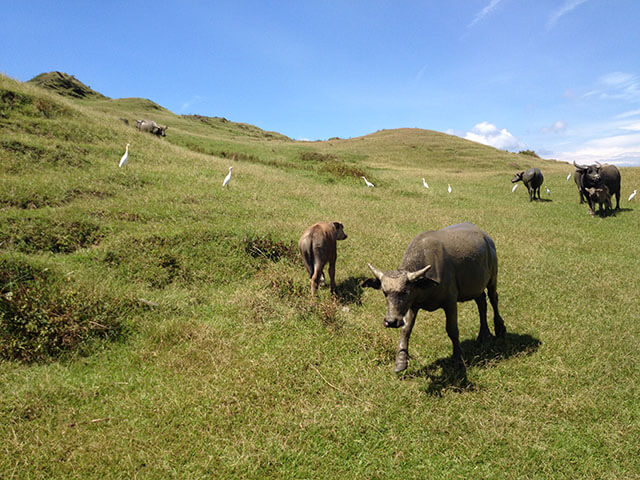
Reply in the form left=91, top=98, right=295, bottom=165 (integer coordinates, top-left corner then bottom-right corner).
left=477, top=330, right=493, bottom=343
left=394, top=351, right=409, bottom=373
left=452, top=354, right=466, bottom=371
left=494, top=320, right=507, bottom=338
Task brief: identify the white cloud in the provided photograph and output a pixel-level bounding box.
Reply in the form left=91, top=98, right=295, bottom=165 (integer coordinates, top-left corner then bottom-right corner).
left=541, top=120, right=567, bottom=134
left=585, top=72, right=640, bottom=102
left=414, top=64, right=428, bottom=82
left=547, top=0, right=589, bottom=30
left=554, top=132, right=640, bottom=166
left=620, top=122, right=640, bottom=132
left=463, top=121, right=523, bottom=151
left=615, top=109, right=640, bottom=119
left=178, top=95, right=207, bottom=114
left=468, top=0, right=504, bottom=27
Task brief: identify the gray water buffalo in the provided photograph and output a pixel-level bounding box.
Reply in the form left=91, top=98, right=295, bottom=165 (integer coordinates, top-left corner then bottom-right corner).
left=135, top=119, right=167, bottom=137
left=299, top=221, right=347, bottom=295
left=586, top=186, right=613, bottom=216
left=573, top=162, right=621, bottom=214
left=511, top=167, right=543, bottom=201
left=364, top=223, right=506, bottom=373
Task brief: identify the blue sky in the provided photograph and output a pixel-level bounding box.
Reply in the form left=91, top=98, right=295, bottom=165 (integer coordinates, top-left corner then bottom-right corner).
left=3, top=0, right=640, bottom=165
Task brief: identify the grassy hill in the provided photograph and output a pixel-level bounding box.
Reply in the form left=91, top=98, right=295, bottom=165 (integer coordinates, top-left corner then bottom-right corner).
left=1, top=73, right=639, bottom=479
left=28, top=71, right=108, bottom=100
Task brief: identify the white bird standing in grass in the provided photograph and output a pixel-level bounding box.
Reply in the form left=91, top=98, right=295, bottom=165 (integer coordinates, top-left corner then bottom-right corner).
left=362, top=176, right=374, bottom=187
left=119, top=143, right=130, bottom=168
left=566, top=173, right=572, bottom=181
left=545, top=186, right=551, bottom=195
left=447, top=184, right=452, bottom=194
left=222, top=166, right=232, bottom=187
left=629, top=189, right=637, bottom=201
left=512, top=183, right=518, bottom=192
left=422, top=178, right=429, bottom=188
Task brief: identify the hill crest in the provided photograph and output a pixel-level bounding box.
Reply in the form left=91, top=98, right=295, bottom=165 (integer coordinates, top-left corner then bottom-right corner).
left=28, top=71, right=107, bottom=100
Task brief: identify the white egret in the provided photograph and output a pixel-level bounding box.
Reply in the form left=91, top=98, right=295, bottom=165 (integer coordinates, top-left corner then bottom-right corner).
left=628, top=189, right=637, bottom=201
left=447, top=184, right=452, bottom=194
left=545, top=186, right=551, bottom=195
left=512, top=183, right=518, bottom=192
left=362, top=176, right=374, bottom=187
left=119, top=143, right=130, bottom=168
left=222, top=166, right=233, bottom=187
left=566, top=173, right=572, bottom=181
left=422, top=178, right=429, bottom=188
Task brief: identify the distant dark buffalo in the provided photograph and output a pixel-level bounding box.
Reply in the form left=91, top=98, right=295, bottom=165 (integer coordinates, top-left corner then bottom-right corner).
left=364, top=223, right=506, bottom=373
left=573, top=162, right=621, bottom=215
left=135, top=119, right=167, bottom=137
left=511, top=167, right=543, bottom=201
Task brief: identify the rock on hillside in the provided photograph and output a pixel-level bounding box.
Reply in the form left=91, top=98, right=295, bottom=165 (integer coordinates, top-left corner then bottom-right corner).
left=28, top=71, right=108, bottom=100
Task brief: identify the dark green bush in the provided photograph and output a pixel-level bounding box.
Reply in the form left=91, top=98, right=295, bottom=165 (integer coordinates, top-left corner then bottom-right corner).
left=518, top=149, right=540, bottom=158
left=0, top=217, right=102, bottom=254
left=242, top=234, right=298, bottom=263
left=299, top=151, right=367, bottom=178
left=0, top=257, right=134, bottom=362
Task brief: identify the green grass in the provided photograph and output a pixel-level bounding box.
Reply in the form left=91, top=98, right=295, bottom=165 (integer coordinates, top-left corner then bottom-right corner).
left=1, top=73, right=640, bottom=479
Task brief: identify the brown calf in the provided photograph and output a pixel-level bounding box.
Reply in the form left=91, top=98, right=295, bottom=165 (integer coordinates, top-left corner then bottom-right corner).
left=298, top=222, right=347, bottom=295
left=586, top=186, right=613, bottom=216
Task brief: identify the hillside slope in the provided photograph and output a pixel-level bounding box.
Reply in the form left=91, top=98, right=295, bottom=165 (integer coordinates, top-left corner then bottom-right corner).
left=1, top=72, right=639, bottom=479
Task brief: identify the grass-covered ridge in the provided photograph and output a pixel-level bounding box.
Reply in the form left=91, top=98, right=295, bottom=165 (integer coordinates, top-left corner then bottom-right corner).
left=28, top=71, right=108, bottom=100
left=1, top=72, right=639, bottom=478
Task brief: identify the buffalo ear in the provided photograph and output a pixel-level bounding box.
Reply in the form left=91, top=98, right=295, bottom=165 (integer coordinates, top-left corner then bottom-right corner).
left=361, top=278, right=381, bottom=289
left=332, top=221, right=343, bottom=230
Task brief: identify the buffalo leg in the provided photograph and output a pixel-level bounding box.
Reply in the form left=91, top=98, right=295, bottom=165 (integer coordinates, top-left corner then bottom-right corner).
left=444, top=301, right=464, bottom=367
left=395, top=308, right=416, bottom=373
left=487, top=282, right=506, bottom=337
left=328, top=260, right=336, bottom=294
left=475, top=292, right=492, bottom=343
left=310, top=260, right=325, bottom=295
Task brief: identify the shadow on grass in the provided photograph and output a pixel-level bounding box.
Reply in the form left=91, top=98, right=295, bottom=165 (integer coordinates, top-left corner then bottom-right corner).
left=334, top=276, right=368, bottom=305
left=403, top=332, right=541, bottom=396
left=594, top=206, right=634, bottom=217
left=535, top=198, right=553, bottom=203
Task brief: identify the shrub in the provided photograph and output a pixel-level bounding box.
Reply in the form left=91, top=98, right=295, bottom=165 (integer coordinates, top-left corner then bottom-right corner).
left=518, top=149, right=540, bottom=158
left=0, top=257, right=134, bottom=362
left=242, top=234, right=298, bottom=263
left=0, top=217, right=102, bottom=254
left=299, top=151, right=368, bottom=178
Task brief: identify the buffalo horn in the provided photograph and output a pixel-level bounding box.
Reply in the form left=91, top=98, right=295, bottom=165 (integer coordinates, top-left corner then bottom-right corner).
left=406, top=265, right=432, bottom=282
left=573, top=161, right=587, bottom=170
left=367, top=263, right=384, bottom=281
